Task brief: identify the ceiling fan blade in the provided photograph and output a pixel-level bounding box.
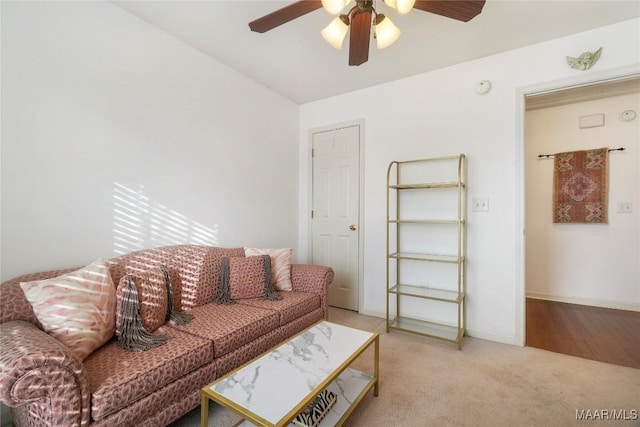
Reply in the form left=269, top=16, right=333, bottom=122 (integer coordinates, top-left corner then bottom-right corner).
left=348, top=9, right=372, bottom=66
left=413, top=0, right=486, bottom=22
left=249, top=1, right=323, bottom=33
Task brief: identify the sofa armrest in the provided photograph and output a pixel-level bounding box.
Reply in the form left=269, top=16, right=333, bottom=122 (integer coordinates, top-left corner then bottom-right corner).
left=0, top=320, right=91, bottom=427
left=290, top=264, right=334, bottom=320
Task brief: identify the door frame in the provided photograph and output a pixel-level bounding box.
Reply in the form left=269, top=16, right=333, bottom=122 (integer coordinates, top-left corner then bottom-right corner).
left=307, top=119, right=365, bottom=311
left=514, top=64, right=639, bottom=346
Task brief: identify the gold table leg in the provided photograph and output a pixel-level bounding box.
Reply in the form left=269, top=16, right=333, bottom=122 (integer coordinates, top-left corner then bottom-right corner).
left=201, top=393, right=209, bottom=427
left=374, top=335, right=379, bottom=397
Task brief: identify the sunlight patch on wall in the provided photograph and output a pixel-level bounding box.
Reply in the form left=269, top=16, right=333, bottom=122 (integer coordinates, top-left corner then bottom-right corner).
left=112, top=182, right=218, bottom=255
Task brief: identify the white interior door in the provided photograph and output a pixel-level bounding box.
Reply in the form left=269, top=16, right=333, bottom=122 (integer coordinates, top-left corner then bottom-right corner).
left=311, top=125, right=360, bottom=311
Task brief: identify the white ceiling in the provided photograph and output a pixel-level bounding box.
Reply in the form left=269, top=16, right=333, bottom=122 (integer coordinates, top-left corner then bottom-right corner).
left=113, top=1, right=639, bottom=104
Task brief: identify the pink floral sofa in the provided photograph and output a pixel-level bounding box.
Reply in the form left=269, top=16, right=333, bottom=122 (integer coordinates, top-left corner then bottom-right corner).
left=0, top=245, right=333, bottom=426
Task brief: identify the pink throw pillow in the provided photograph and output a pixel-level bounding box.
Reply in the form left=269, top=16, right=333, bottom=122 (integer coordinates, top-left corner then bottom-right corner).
left=228, top=256, right=269, bottom=300
left=244, top=247, right=293, bottom=291
left=20, top=260, right=116, bottom=361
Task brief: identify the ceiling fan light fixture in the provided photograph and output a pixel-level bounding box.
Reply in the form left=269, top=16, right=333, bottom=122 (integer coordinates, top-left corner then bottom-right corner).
left=396, top=0, right=416, bottom=15
left=321, top=15, right=350, bottom=49
left=321, top=0, right=350, bottom=15
left=375, top=14, right=401, bottom=49
left=383, top=0, right=415, bottom=15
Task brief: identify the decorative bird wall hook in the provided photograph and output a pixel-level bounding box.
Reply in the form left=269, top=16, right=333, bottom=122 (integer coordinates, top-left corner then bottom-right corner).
left=566, top=47, right=602, bottom=71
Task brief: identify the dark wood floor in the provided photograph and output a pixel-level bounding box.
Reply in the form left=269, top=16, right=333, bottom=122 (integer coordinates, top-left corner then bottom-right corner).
left=526, top=298, right=640, bottom=369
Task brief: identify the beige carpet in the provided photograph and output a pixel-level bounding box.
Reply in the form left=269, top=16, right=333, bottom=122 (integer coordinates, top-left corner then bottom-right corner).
left=171, top=307, right=640, bottom=426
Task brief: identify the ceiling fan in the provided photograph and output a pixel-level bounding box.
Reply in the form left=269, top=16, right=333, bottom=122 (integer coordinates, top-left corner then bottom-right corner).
left=249, top=0, right=486, bottom=66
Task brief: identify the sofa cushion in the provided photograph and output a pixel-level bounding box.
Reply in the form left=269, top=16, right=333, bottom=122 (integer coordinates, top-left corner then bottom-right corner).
left=237, top=291, right=321, bottom=325
left=169, top=303, right=279, bottom=358
left=244, top=247, right=293, bottom=291
left=89, top=362, right=217, bottom=427
left=214, top=308, right=325, bottom=377
left=85, top=326, right=212, bottom=421
left=19, top=260, right=116, bottom=361
left=107, top=245, right=245, bottom=310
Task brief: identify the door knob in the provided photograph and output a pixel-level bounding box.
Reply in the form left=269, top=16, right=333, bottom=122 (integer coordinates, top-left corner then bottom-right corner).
left=349, top=224, right=357, bottom=231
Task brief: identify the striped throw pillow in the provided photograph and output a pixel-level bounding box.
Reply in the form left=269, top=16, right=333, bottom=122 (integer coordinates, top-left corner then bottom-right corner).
left=244, top=247, right=293, bottom=291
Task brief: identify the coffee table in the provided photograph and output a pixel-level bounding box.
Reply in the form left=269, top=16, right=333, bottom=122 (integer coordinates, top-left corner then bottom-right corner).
left=201, top=320, right=379, bottom=426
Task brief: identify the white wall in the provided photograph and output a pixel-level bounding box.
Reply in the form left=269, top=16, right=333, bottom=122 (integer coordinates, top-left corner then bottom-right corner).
left=0, top=1, right=300, bottom=281
left=525, top=93, right=639, bottom=311
left=299, top=18, right=640, bottom=344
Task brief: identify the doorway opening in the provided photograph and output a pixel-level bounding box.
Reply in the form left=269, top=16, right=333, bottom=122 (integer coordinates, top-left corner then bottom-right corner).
left=523, top=75, right=640, bottom=368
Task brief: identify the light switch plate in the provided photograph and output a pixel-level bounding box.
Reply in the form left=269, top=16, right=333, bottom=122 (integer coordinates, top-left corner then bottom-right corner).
left=617, top=202, right=632, bottom=213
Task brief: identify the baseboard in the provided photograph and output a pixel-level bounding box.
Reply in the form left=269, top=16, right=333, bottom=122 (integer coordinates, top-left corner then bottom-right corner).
left=526, top=291, right=640, bottom=312
left=357, top=308, right=385, bottom=319
left=465, top=328, right=516, bottom=346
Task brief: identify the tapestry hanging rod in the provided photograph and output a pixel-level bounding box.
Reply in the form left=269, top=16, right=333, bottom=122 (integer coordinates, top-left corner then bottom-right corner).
left=537, top=147, right=625, bottom=159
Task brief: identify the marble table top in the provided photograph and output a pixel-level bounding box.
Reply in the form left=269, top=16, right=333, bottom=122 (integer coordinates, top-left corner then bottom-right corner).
left=208, top=321, right=376, bottom=425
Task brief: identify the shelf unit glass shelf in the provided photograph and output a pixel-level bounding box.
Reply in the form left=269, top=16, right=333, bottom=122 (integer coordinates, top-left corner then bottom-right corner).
left=388, top=219, right=463, bottom=225
left=388, top=252, right=464, bottom=264
left=388, top=316, right=462, bottom=343
left=388, top=284, right=464, bottom=303
left=389, top=182, right=463, bottom=190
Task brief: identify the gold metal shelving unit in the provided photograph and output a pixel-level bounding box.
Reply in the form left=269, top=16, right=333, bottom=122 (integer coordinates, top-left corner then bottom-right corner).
left=386, top=154, right=467, bottom=349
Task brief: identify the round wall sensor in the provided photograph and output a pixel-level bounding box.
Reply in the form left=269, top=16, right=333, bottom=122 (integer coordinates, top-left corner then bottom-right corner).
left=475, top=80, right=491, bottom=95
left=621, top=110, right=637, bottom=121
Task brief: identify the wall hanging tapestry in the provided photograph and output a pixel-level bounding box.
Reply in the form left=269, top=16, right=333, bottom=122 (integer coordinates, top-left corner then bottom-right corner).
left=553, top=147, right=608, bottom=224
